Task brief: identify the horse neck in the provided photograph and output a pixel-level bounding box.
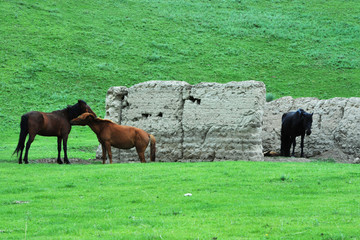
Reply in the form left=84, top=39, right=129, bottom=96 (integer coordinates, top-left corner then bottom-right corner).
left=52, top=109, right=71, bottom=120
left=66, top=104, right=82, bottom=120
left=87, top=120, right=105, bottom=135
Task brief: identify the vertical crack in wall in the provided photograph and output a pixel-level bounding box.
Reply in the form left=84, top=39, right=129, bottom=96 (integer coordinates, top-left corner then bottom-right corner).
left=178, top=88, right=186, bottom=161
left=202, top=127, right=211, bottom=145
left=118, top=93, right=128, bottom=125
left=118, top=90, right=129, bottom=162
left=333, top=101, right=348, bottom=155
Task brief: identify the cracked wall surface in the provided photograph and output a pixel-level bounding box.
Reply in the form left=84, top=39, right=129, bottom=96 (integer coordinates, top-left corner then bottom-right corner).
left=263, top=96, right=360, bottom=162
left=97, top=80, right=265, bottom=162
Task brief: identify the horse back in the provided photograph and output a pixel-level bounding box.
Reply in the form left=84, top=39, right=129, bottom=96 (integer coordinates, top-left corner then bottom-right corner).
left=101, top=122, right=148, bottom=149
left=110, top=124, right=138, bottom=149
left=24, top=111, right=44, bottom=133
left=281, top=111, right=304, bottom=136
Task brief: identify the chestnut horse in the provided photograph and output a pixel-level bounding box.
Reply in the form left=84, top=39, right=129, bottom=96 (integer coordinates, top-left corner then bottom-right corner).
left=70, top=113, right=156, bottom=164
left=13, top=100, right=96, bottom=164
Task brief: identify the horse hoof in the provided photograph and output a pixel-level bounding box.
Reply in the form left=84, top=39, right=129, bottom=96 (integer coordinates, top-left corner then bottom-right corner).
left=57, top=161, right=64, bottom=164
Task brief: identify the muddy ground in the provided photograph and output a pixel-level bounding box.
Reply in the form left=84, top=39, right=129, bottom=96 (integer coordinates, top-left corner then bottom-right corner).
left=31, top=156, right=325, bottom=164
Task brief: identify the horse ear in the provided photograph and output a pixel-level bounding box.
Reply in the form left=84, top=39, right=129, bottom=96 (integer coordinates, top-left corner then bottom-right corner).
left=87, top=113, right=96, bottom=120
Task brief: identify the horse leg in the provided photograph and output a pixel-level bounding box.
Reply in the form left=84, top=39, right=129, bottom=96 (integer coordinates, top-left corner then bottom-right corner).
left=136, top=144, right=147, bottom=163
left=291, top=136, right=296, bottom=157
left=23, top=134, right=35, bottom=164
left=17, top=136, right=27, bottom=164
left=105, top=143, right=113, bottom=164
left=280, top=136, right=287, bottom=156
left=18, top=147, right=24, bottom=164
left=281, top=133, right=291, bottom=157
left=101, top=144, right=107, bottom=164
left=56, top=137, right=63, bottom=164
left=63, top=135, right=70, bottom=164
left=284, top=137, right=291, bottom=157
left=300, top=134, right=305, bottom=158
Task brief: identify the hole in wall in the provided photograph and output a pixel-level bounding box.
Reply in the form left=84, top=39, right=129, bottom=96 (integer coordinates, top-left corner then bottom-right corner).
left=188, top=96, right=201, bottom=105
left=121, top=101, right=130, bottom=109
left=142, top=113, right=151, bottom=119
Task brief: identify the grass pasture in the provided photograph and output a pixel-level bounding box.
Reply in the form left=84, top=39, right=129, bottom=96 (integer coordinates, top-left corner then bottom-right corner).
left=1, top=0, right=360, bottom=153
left=1, top=161, right=360, bottom=239
left=1, top=0, right=360, bottom=238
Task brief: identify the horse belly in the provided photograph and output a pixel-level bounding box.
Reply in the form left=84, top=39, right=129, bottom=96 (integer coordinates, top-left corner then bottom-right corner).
left=38, top=129, right=59, bottom=136
left=109, top=131, right=135, bottom=149
left=38, top=121, right=67, bottom=136
left=111, top=138, right=135, bottom=149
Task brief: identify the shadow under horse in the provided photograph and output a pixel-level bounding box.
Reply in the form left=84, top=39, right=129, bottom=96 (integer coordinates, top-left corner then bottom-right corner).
left=280, top=109, right=313, bottom=157
left=13, top=100, right=96, bottom=164
left=70, top=113, right=156, bottom=164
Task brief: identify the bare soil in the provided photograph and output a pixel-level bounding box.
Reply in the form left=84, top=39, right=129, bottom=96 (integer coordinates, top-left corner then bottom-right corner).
left=264, top=156, right=314, bottom=163
left=33, top=158, right=99, bottom=164
left=32, top=157, right=315, bottom=164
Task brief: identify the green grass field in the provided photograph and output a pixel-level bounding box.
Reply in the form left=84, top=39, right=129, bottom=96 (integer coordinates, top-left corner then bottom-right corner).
left=1, top=0, right=360, bottom=161
left=1, top=1, right=360, bottom=238
left=1, top=161, right=360, bottom=239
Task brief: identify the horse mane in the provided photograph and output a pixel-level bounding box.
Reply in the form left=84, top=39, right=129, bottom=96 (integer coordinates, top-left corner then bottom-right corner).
left=94, top=117, right=116, bottom=124
left=66, top=100, right=87, bottom=120
left=296, top=109, right=305, bottom=114
left=297, top=109, right=312, bottom=117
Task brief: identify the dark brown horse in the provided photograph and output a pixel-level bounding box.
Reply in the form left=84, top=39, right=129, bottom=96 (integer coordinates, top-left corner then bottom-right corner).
left=280, top=109, right=313, bottom=157
left=14, top=100, right=96, bottom=164
left=70, top=113, right=156, bottom=164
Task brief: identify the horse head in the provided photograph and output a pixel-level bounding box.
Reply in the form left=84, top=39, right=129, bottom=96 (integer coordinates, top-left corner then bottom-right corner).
left=67, top=100, right=97, bottom=120
left=300, top=110, right=313, bottom=136
left=78, top=100, right=97, bottom=117
left=70, top=112, right=96, bottom=126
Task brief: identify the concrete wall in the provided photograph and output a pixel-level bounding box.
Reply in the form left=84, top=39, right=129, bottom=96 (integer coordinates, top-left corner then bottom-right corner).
left=97, top=80, right=266, bottom=162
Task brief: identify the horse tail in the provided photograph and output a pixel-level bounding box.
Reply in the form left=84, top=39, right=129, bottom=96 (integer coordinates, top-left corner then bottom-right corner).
left=149, top=134, right=156, bottom=162
left=13, top=114, right=29, bottom=157
left=280, top=130, right=291, bottom=157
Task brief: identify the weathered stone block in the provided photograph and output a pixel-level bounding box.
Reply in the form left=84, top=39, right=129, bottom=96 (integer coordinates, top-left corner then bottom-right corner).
left=97, top=80, right=265, bottom=162
left=263, top=96, right=360, bottom=162
left=182, top=81, right=265, bottom=161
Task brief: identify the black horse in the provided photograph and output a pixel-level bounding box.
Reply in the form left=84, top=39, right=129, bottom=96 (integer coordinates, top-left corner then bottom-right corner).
left=280, top=109, right=313, bottom=157
left=13, top=100, right=96, bottom=164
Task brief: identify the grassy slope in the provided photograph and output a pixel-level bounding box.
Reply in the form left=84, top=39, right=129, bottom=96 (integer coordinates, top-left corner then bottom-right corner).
left=1, top=0, right=360, bottom=160
left=1, top=161, right=360, bottom=239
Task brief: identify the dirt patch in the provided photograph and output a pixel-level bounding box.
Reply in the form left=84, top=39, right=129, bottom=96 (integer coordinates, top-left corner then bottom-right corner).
left=262, top=150, right=349, bottom=163
left=33, top=158, right=99, bottom=164
left=264, top=156, right=360, bottom=164
left=28, top=156, right=357, bottom=164
left=264, top=156, right=314, bottom=163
